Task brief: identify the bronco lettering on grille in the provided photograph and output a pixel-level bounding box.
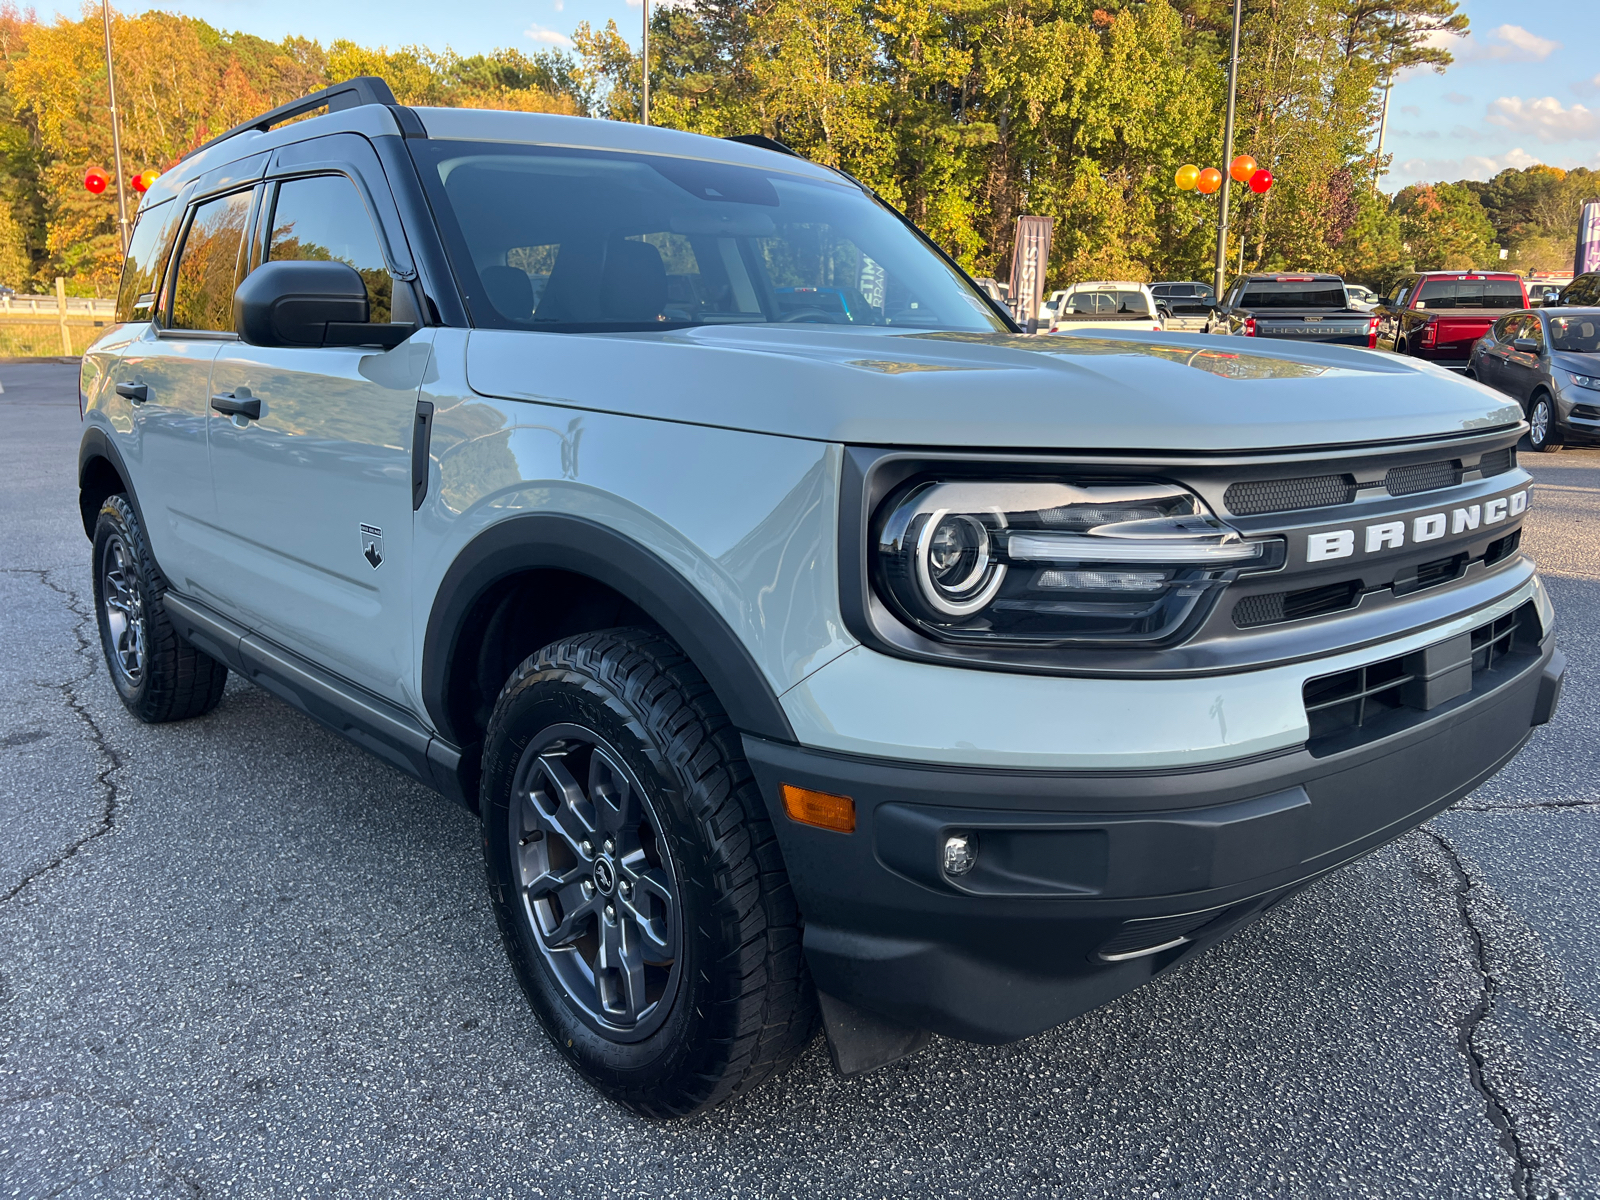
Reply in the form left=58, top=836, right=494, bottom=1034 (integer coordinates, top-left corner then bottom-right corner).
left=1305, top=489, right=1528, bottom=563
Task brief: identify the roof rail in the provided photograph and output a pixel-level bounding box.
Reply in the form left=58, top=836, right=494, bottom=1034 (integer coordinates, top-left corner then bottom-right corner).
left=188, top=76, right=400, bottom=160
left=723, top=134, right=802, bottom=159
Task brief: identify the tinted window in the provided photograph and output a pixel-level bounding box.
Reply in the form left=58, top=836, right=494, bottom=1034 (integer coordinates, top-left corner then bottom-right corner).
left=1562, top=275, right=1598, bottom=306
left=266, top=174, right=392, bottom=322
left=1491, top=314, right=1520, bottom=340
left=1239, top=282, right=1346, bottom=308
left=169, top=190, right=252, bottom=332
left=1550, top=315, right=1600, bottom=352
left=1414, top=279, right=1524, bottom=309
left=410, top=142, right=1007, bottom=333
left=114, top=199, right=182, bottom=323
left=1150, top=285, right=1171, bottom=297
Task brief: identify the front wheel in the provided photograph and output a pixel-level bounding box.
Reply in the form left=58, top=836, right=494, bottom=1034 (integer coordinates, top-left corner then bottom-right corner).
left=1527, top=394, right=1562, bottom=452
left=481, top=628, right=815, bottom=1117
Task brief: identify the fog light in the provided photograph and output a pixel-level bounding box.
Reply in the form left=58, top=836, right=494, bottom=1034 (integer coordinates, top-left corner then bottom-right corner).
left=943, top=833, right=977, bottom=875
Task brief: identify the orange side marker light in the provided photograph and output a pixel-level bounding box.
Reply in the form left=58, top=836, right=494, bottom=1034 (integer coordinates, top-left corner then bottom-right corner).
left=781, top=784, right=856, bottom=833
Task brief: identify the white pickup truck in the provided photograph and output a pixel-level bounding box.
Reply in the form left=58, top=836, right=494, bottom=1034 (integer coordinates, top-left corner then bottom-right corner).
left=1047, top=281, right=1164, bottom=334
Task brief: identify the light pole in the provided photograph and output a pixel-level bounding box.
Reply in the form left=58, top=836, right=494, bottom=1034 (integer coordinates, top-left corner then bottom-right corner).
left=641, top=0, right=650, bottom=125
left=1212, top=0, right=1242, bottom=298
left=101, top=0, right=130, bottom=254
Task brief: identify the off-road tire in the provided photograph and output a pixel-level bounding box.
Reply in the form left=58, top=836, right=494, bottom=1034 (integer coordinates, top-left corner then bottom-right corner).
left=91, top=494, right=228, bottom=722
left=481, top=627, right=816, bottom=1118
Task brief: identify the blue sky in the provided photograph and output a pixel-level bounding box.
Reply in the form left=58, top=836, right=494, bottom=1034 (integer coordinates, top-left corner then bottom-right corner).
left=30, top=0, right=1600, bottom=192
left=1380, top=0, right=1600, bottom=189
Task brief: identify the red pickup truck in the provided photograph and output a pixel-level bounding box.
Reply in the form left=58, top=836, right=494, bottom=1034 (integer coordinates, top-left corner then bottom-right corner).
left=1373, top=272, right=1529, bottom=370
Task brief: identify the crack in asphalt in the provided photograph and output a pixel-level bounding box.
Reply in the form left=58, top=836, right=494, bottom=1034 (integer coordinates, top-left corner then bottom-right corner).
left=1453, top=801, right=1600, bottom=813
left=1425, top=826, right=1538, bottom=1200
left=0, top=566, right=124, bottom=906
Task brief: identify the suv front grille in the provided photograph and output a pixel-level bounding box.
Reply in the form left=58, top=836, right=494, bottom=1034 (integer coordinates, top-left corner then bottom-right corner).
left=1478, top=447, right=1515, bottom=476
left=1384, top=460, right=1458, bottom=496
left=1301, top=603, right=1536, bottom=748
left=1224, top=474, right=1355, bottom=516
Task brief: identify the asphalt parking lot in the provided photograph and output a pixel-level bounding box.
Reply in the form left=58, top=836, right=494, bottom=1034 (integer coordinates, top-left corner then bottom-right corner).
left=3, top=360, right=1599, bottom=1199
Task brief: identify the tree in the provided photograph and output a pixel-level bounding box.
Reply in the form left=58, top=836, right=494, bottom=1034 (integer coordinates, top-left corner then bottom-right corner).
left=1391, top=181, right=1496, bottom=270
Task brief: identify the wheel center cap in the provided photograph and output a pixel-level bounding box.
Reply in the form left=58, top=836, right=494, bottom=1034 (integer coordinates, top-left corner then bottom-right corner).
left=593, top=856, right=616, bottom=896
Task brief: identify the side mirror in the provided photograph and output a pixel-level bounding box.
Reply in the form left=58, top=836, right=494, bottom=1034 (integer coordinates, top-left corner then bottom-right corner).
left=235, top=260, right=415, bottom=349
left=1512, top=337, right=1539, bottom=353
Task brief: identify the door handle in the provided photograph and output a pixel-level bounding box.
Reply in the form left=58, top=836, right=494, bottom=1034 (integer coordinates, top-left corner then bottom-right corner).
left=211, top=392, right=261, bottom=421
left=115, top=382, right=148, bottom=404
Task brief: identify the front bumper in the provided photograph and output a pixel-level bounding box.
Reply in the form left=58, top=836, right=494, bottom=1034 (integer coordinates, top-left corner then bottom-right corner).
left=745, top=630, right=1562, bottom=1045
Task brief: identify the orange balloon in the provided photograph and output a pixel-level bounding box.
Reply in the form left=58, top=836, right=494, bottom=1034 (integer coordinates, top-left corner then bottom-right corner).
left=1175, top=163, right=1200, bottom=191
left=1230, top=155, right=1257, bottom=182
left=131, top=169, right=159, bottom=194
left=1197, top=167, right=1223, bottom=194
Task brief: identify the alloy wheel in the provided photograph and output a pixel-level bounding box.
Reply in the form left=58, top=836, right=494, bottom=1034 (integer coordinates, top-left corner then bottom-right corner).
left=509, top=723, right=682, bottom=1041
left=1528, top=398, right=1551, bottom=449
left=100, top=533, right=146, bottom=687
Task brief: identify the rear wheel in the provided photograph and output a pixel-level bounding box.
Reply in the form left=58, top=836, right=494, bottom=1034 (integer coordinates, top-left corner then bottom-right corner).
left=91, top=495, right=228, bottom=722
left=481, top=628, right=815, bottom=1117
left=1527, top=394, right=1562, bottom=452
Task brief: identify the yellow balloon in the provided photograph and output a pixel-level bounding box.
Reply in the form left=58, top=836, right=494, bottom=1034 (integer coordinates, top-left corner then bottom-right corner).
left=1175, top=164, right=1200, bottom=191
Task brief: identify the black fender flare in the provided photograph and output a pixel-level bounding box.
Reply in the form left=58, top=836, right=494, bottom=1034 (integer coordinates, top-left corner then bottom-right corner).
left=421, top=513, right=797, bottom=746
left=77, top=425, right=144, bottom=540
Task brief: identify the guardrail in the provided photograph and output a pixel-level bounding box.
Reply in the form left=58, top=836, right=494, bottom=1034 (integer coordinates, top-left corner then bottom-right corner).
left=0, top=278, right=115, bottom=357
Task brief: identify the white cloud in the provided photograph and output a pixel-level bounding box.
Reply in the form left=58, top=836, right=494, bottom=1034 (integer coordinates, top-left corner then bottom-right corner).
left=1424, top=24, right=1560, bottom=65
left=1401, top=104, right=1422, bottom=117
left=525, top=21, right=573, bottom=46
left=1574, top=73, right=1600, bottom=98
left=1488, top=25, right=1560, bottom=60
left=1486, top=96, right=1600, bottom=144
left=1389, top=147, right=1543, bottom=184
left=1444, top=92, right=1472, bottom=106
left=553, top=0, right=563, bottom=9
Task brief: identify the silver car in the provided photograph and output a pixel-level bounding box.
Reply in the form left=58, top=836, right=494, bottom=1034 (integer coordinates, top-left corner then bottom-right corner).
left=1469, top=307, right=1600, bottom=451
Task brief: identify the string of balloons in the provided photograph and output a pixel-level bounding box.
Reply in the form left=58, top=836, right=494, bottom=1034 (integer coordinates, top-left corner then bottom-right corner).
left=83, top=166, right=161, bottom=196
left=1175, top=156, right=1273, bottom=195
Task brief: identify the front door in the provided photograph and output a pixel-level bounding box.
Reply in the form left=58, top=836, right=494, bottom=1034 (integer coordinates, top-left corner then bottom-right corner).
left=204, top=172, right=430, bottom=705
left=112, top=188, right=253, bottom=593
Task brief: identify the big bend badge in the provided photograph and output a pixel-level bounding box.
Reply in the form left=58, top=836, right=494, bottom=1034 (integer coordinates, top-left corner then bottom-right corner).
left=360, top=523, right=384, bottom=569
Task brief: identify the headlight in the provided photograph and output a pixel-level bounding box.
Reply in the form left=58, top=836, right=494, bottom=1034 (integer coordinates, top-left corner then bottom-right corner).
left=1568, top=371, right=1600, bottom=391
left=874, top=480, right=1278, bottom=646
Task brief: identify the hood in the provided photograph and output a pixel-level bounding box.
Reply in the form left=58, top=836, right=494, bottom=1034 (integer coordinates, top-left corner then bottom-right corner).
left=465, top=325, right=1524, bottom=452
left=1552, top=351, right=1600, bottom=376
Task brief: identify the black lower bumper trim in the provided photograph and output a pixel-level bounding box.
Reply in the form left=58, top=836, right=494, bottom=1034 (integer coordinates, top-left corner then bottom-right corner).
left=745, top=638, right=1558, bottom=1043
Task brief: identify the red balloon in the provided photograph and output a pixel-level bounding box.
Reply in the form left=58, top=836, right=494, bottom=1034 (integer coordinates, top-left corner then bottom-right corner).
left=83, top=167, right=109, bottom=195
left=131, top=169, right=157, bottom=194
left=1248, top=168, right=1273, bottom=194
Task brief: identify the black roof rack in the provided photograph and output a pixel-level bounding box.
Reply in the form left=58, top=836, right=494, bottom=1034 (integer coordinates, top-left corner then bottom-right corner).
left=187, top=76, right=402, bottom=160
left=723, top=134, right=801, bottom=158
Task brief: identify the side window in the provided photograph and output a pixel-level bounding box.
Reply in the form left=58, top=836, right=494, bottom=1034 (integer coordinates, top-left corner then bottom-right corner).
left=1526, top=316, right=1546, bottom=350
left=114, top=199, right=183, bottom=323
left=1491, top=314, right=1518, bottom=340
left=266, top=174, right=392, bottom=322
left=169, top=190, right=253, bottom=332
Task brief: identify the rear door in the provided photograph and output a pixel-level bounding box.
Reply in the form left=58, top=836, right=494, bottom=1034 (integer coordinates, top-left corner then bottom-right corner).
left=204, top=166, right=432, bottom=705
left=113, top=185, right=255, bottom=592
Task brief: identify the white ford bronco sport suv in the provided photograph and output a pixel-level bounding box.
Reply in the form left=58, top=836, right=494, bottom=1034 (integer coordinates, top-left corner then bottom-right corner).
left=79, top=78, right=1564, bottom=1117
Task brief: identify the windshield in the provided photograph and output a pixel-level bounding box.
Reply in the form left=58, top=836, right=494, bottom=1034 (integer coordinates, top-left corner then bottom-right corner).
left=1239, top=282, right=1345, bottom=308
left=409, top=142, right=1008, bottom=334
left=1550, top=315, right=1600, bottom=353
left=1415, top=279, right=1523, bottom=309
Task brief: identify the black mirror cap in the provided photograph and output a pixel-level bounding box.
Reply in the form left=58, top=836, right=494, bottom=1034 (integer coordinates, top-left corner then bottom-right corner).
left=235, top=260, right=417, bottom=348
left=1512, top=337, right=1540, bottom=353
